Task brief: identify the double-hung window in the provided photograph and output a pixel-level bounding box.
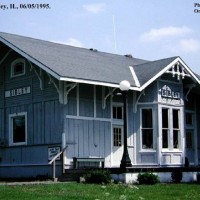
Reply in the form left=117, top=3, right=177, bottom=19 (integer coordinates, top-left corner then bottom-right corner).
left=141, top=108, right=153, bottom=149
left=9, top=112, right=27, bottom=145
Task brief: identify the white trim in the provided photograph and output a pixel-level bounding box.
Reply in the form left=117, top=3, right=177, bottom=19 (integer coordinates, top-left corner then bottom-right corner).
left=9, top=112, right=27, bottom=146
left=11, top=58, right=26, bottom=78
left=140, top=107, right=154, bottom=150
left=60, top=76, right=141, bottom=91
left=129, top=66, right=140, bottom=87
left=66, top=115, right=112, bottom=122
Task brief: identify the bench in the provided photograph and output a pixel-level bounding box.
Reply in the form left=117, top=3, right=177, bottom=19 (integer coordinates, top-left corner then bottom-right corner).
left=73, top=157, right=105, bottom=169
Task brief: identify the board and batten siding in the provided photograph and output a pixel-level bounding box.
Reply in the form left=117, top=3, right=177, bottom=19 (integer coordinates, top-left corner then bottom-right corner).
left=0, top=50, right=64, bottom=177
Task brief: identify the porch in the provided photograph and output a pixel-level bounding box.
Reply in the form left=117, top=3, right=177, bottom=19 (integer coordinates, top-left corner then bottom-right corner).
left=58, top=166, right=200, bottom=183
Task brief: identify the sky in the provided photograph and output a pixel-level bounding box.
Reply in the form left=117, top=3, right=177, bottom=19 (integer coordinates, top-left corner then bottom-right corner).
left=0, top=0, right=200, bottom=74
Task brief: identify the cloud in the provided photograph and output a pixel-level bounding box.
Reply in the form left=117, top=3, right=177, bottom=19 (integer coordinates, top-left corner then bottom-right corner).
left=66, top=38, right=84, bottom=47
left=179, top=39, right=200, bottom=53
left=140, top=26, right=192, bottom=42
left=83, top=3, right=106, bottom=14
left=53, top=38, right=84, bottom=47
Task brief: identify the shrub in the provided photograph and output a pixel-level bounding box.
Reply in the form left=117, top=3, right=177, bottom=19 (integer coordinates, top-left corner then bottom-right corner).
left=84, top=169, right=111, bottom=184
left=171, top=169, right=183, bottom=183
left=196, top=173, right=200, bottom=183
left=137, top=173, right=159, bottom=185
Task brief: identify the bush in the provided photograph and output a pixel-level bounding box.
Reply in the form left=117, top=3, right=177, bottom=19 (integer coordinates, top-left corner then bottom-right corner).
left=84, top=169, right=111, bottom=184
left=197, top=173, right=200, bottom=183
left=137, top=173, right=159, bottom=185
left=171, top=169, right=183, bottom=183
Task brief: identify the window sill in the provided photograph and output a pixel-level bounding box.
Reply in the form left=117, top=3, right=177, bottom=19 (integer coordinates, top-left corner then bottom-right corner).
left=161, top=149, right=182, bottom=153
left=139, top=149, right=157, bottom=153
left=9, top=142, right=27, bottom=146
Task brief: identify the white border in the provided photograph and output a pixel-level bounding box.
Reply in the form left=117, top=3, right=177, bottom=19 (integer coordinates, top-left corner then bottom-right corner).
left=9, top=112, right=27, bottom=146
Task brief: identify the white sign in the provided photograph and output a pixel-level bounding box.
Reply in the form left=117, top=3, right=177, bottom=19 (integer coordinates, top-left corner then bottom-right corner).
left=5, top=86, right=31, bottom=98
left=48, top=146, right=61, bottom=161
left=160, top=85, right=181, bottom=105
left=161, top=85, right=180, bottom=99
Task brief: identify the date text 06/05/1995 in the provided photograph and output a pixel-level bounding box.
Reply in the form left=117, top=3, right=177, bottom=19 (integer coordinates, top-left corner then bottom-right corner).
left=194, top=9, right=200, bottom=13
left=10, top=4, right=51, bottom=9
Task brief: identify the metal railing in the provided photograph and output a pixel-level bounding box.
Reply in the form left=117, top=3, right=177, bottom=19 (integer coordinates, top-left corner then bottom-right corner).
left=48, top=146, right=68, bottom=181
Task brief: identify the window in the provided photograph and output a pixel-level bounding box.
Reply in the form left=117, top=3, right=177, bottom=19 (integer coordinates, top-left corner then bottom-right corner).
left=185, top=112, right=194, bottom=149
left=9, top=113, right=27, bottom=145
left=173, top=109, right=180, bottom=149
left=113, top=105, right=123, bottom=120
left=161, top=107, right=181, bottom=150
left=141, top=109, right=153, bottom=149
left=11, top=58, right=25, bottom=77
left=186, top=113, right=193, bottom=126
left=162, top=108, right=169, bottom=148
left=113, top=126, right=123, bottom=147
left=186, top=130, right=193, bottom=149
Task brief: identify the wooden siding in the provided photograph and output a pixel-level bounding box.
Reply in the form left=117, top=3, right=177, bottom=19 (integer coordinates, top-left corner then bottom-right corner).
left=65, top=118, right=111, bottom=166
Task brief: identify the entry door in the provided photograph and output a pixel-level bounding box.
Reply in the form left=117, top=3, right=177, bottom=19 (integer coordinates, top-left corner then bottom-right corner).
left=112, top=125, right=123, bottom=167
left=111, top=104, right=124, bottom=167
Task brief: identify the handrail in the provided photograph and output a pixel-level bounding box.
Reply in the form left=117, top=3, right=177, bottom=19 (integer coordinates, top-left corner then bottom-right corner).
left=48, top=146, right=68, bottom=181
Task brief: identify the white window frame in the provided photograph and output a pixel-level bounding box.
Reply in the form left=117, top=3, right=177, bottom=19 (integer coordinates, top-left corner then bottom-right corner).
left=113, top=125, right=123, bottom=147
left=161, top=106, right=182, bottom=151
left=9, top=112, right=27, bottom=146
left=140, top=108, right=154, bottom=150
left=11, top=58, right=26, bottom=78
left=112, top=103, right=124, bottom=148
left=112, top=103, right=123, bottom=125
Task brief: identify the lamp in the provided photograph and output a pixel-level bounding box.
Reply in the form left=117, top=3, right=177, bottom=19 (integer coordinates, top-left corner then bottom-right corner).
left=119, top=80, right=132, bottom=168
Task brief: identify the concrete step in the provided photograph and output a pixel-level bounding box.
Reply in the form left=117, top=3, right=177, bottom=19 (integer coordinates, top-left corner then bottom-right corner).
left=58, top=169, right=88, bottom=182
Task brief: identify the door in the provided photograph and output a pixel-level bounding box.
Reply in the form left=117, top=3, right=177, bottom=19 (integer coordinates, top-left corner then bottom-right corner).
left=111, top=104, right=124, bottom=167
left=112, top=125, right=123, bottom=166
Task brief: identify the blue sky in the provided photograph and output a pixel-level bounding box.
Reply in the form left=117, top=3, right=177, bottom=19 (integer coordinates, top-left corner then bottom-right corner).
left=1, top=0, right=200, bottom=74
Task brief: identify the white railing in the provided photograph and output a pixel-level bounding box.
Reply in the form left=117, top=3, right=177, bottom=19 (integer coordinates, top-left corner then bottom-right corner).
left=48, top=146, right=68, bottom=181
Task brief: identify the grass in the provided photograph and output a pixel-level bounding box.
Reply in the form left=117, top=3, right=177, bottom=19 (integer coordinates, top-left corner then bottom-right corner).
left=0, top=183, right=199, bottom=200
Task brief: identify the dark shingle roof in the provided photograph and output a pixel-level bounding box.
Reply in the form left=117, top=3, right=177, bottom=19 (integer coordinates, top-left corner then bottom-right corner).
left=1, top=32, right=198, bottom=90
left=133, top=57, right=178, bottom=86
left=0, top=32, right=148, bottom=87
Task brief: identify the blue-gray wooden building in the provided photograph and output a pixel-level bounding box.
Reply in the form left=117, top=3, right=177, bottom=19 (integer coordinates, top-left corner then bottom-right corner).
left=0, top=32, right=200, bottom=179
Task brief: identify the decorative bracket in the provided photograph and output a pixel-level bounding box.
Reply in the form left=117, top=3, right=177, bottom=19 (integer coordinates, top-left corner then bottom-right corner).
left=166, top=62, right=190, bottom=80
left=47, top=73, right=59, bottom=94
left=184, top=84, right=196, bottom=101
left=63, top=82, right=78, bottom=104
left=0, top=49, right=12, bottom=65
left=102, top=87, right=117, bottom=109
left=133, top=90, right=145, bottom=113
left=30, top=62, right=44, bottom=90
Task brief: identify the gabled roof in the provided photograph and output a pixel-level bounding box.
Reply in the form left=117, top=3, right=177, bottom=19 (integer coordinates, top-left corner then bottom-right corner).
left=0, top=32, right=147, bottom=90
left=0, top=32, right=199, bottom=91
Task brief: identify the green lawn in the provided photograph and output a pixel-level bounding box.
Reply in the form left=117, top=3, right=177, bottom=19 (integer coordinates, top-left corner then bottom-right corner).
left=0, top=183, right=199, bottom=200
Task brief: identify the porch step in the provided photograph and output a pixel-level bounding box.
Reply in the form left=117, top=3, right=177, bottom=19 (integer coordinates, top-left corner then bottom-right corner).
left=58, top=169, right=88, bottom=182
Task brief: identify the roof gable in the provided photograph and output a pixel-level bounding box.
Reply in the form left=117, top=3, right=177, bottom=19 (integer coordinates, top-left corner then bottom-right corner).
left=133, top=57, right=200, bottom=91
left=0, top=32, right=199, bottom=91
left=0, top=32, right=147, bottom=89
